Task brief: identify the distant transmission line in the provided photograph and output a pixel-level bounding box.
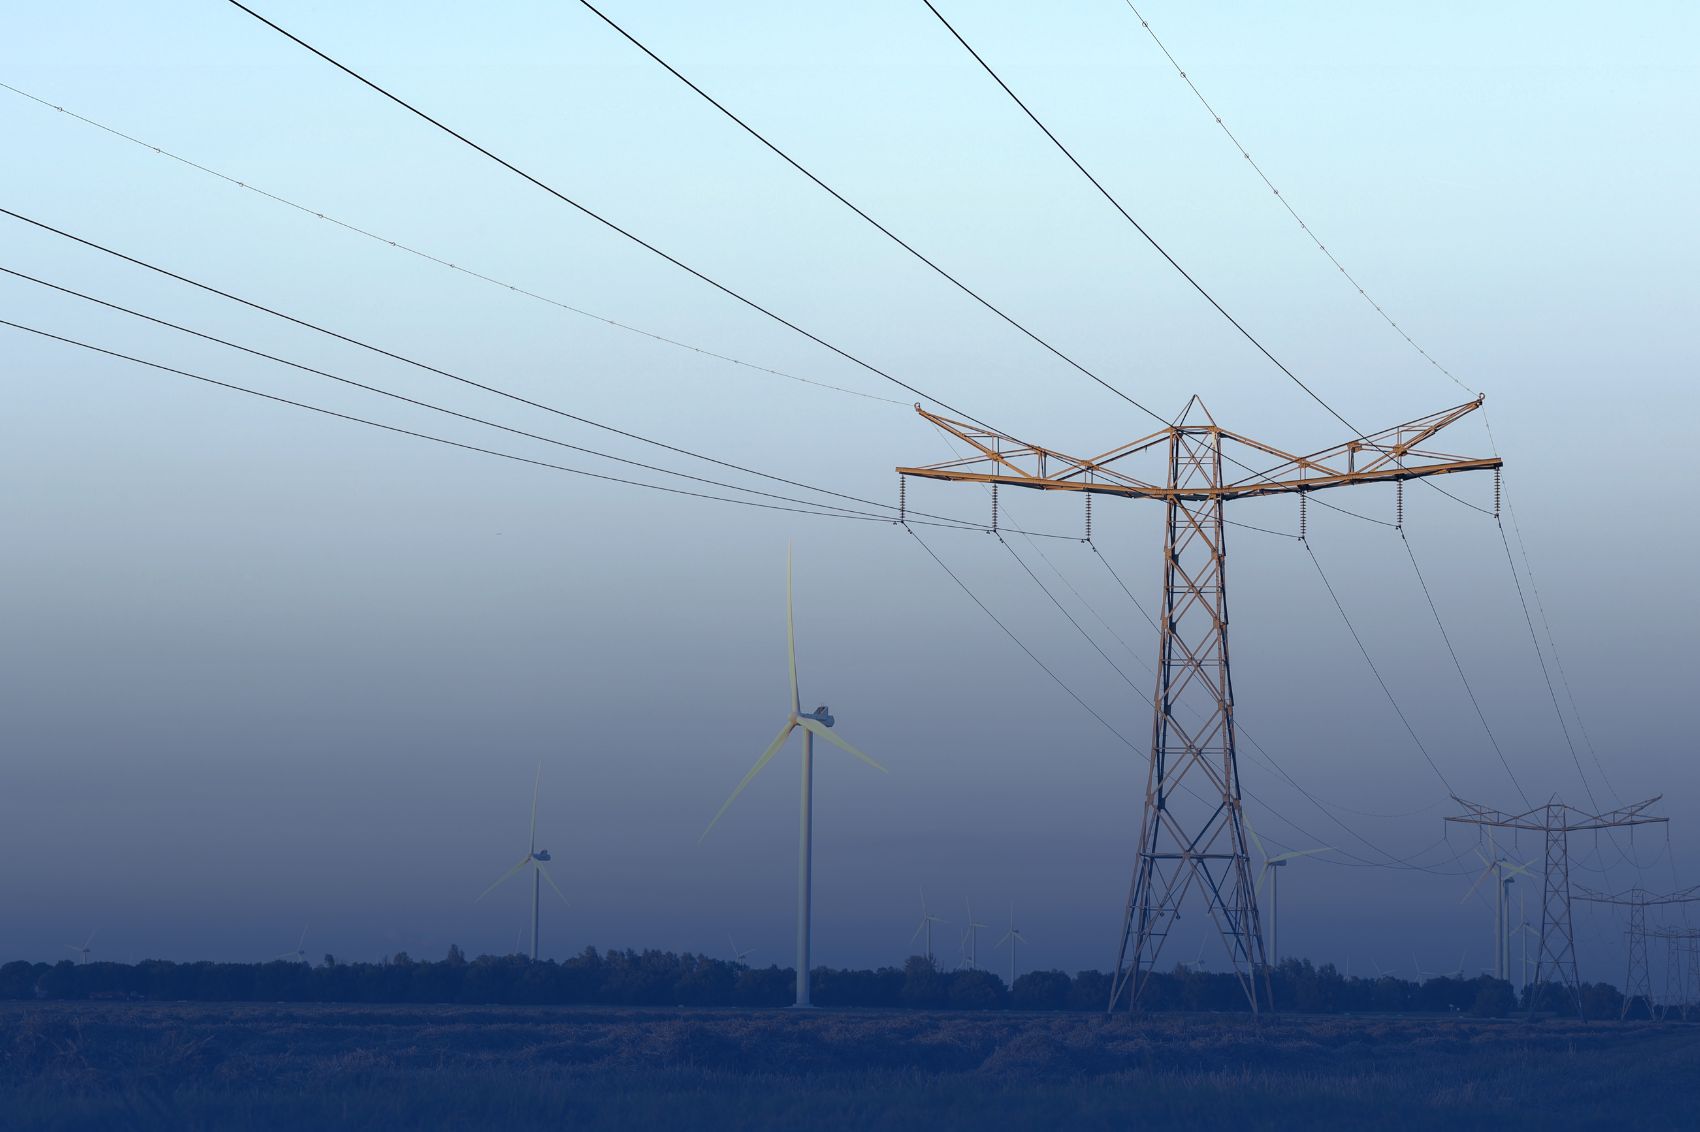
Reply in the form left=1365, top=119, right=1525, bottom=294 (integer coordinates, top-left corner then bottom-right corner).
left=223, top=0, right=1009, bottom=437
left=0, top=79, right=902, bottom=408
left=1114, top=3, right=1476, bottom=397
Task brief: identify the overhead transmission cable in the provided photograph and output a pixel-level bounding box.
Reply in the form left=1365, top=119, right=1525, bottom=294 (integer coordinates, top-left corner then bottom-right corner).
left=221, top=0, right=1005, bottom=437
left=0, top=207, right=978, bottom=530
left=1400, top=528, right=1533, bottom=808
left=1114, top=2, right=1475, bottom=397
left=0, top=319, right=885, bottom=522
left=1302, top=540, right=1458, bottom=796
left=567, top=0, right=1170, bottom=426
left=0, top=264, right=898, bottom=520
left=0, top=79, right=900, bottom=407
left=921, top=0, right=1353, bottom=435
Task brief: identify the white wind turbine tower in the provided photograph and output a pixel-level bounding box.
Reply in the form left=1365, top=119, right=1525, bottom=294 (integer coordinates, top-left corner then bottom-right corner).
left=1247, top=821, right=1331, bottom=966
left=994, top=902, right=1027, bottom=988
left=66, top=931, right=95, bottom=965
left=911, top=887, right=948, bottom=965
left=479, top=763, right=569, bottom=961
left=276, top=924, right=310, bottom=965
left=701, top=547, right=886, bottom=1008
left=1461, top=845, right=1530, bottom=980
left=960, top=898, right=989, bottom=971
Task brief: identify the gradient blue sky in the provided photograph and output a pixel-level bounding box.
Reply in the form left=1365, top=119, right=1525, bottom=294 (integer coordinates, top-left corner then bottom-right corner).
left=1, top=1, right=1694, bottom=983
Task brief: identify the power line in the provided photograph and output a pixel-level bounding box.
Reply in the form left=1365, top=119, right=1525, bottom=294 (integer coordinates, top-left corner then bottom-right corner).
left=1303, top=539, right=1457, bottom=796
left=0, top=207, right=972, bottom=528
left=222, top=0, right=1005, bottom=436
left=1114, top=2, right=1476, bottom=399
left=1399, top=528, right=1532, bottom=808
left=1494, top=514, right=1602, bottom=812
left=906, top=525, right=1140, bottom=750
left=1, top=318, right=889, bottom=522
left=0, top=79, right=902, bottom=408
left=1499, top=481, right=1618, bottom=802
left=921, top=0, right=1356, bottom=437
left=568, top=0, right=1171, bottom=425
left=0, top=264, right=895, bottom=520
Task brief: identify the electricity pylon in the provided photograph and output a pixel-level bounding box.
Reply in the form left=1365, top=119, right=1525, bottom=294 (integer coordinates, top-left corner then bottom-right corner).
left=899, top=396, right=1501, bottom=1012
left=1445, top=797, right=1666, bottom=1019
left=1575, top=885, right=1700, bottom=1019
left=1648, top=926, right=1700, bottom=1020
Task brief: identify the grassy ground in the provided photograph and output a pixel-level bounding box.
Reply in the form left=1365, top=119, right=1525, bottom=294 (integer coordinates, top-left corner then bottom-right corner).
left=3, top=1002, right=1695, bottom=1130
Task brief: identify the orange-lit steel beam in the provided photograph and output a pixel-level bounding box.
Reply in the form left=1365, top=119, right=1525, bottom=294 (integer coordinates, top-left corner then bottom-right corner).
left=896, top=397, right=1500, bottom=502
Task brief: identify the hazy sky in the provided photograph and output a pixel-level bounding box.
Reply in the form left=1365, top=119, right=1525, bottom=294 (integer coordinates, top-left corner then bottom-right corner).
left=2, top=1, right=1695, bottom=985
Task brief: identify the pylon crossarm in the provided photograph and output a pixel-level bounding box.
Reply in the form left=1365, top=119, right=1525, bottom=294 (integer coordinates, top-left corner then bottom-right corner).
left=899, top=399, right=1500, bottom=502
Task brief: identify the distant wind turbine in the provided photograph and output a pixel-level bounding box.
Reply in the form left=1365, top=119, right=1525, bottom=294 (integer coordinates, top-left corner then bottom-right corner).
left=911, top=887, right=948, bottom=964
left=1247, top=820, right=1331, bottom=965
left=1462, top=846, right=1530, bottom=980
left=479, top=763, right=569, bottom=960
left=66, top=931, right=95, bottom=965
left=994, top=902, right=1027, bottom=988
left=275, top=924, right=310, bottom=965
left=701, top=547, right=886, bottom=1009
left=729, top=934, right=753, bottom=965
left=960, top=897, right=988, bottom=971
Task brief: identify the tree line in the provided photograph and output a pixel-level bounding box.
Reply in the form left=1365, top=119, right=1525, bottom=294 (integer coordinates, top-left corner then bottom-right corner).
left=0, top=950, right=1646, bottom=1018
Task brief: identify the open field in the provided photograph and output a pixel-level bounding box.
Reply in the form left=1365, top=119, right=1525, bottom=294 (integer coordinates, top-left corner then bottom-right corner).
left=3, top=1002, right=1697, bottom=1131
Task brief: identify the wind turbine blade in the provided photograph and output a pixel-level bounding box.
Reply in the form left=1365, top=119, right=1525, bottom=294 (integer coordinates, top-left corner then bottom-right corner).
left=85, top=931, right=97, bottom=948
left=1460, top=860, right=1496, bottom=903
left=296, top=924, right=309, bottom=950
left=911, top=919, right=928, bottom=944
left=1243, top=813, right=1267, bottom=862
left=477, top=855, right=533, bottom=902
left=797, top=717, right=885, bottom=771
left=996, top=930, right=1013, bottom=947
left=530, top=762, right=542, bottom=854
left=537, top=861, right=571, bottom=908
left=1270, top=847, right=1333, bottom=864
left=701, top=721, right=797, bottom=840
left=787, top=545, right=799, bottom=715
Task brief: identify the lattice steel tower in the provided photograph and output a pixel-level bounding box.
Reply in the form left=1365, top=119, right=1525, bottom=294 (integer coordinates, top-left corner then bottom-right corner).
left=1447, top=797, right=1666, bottom=1018
left=900, top=396, right=1500, bottom=1011
left=1575, top=885, right=1700, bottom=1018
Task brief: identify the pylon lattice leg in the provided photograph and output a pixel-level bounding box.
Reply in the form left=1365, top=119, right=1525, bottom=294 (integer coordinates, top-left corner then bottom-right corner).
left=1111, top=425, right=1269, bottom=1013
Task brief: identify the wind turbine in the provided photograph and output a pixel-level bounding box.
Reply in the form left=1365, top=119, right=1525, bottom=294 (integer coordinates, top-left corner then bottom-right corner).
left=960, top=897, right=989, bottom=971
left=1512, top=890, right=1539, bottom=992
left=1247, top=820, right=1331, bottom=966
left=275, top=924, right=310, bottom=965
left=911, top=887, right=948, bottom=964
left=701, top=547, right=887, bottom=1008
left=66, top=931, right=95, bottom=965
left=1462, top=846, right=1530, bottom=980
left=479, top=763, right=569, bottom=960
left=729, top=934, right=753, bottom=966
left=994, top=902, right=1027, bottom=988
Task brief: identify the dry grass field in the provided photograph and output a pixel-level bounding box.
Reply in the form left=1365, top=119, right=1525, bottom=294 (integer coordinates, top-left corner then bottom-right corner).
left=3, top=1001, right=1696, bottom=1130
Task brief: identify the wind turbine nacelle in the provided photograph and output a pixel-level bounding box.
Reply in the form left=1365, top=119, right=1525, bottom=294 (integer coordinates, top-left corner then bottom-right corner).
left=801, top=705, right=834, bottom=727
left=534, top=850, right=552, bottom=861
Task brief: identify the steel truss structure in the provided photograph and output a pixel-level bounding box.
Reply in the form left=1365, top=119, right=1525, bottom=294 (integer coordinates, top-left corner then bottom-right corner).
left=1649, top=926, right=1700, bottom=1020
left=900, top=396, right=1500, bottom=1012
left=1575, top=886, right=1700, bottom=1018
left=1446, top=797, right=1666, bottom=1019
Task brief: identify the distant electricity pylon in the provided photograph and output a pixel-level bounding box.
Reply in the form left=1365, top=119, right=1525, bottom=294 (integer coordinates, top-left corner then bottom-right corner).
left=1446, top=797, right=1666, bottom=1019
left=1648, top=925, right=1700, bottom=1020
left=901, top=396, right=1501, bottom=1012
left=1575, top=885, right=1700, bottom=1018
